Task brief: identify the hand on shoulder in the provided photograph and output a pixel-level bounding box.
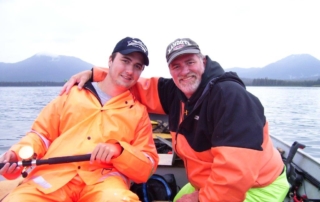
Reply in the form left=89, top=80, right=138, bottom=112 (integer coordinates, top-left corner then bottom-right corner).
left=59, top=70, right=92, bottom=95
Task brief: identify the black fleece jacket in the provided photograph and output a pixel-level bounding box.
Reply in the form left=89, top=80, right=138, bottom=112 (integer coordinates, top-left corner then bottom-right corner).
left=157, top=56, right=266, bottom=152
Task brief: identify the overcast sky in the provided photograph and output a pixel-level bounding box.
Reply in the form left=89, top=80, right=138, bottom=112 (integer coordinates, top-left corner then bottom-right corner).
left=0, top=0, right=319, bottom=77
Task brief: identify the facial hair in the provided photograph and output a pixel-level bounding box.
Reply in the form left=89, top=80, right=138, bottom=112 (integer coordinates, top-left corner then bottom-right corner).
left=175, top=73, right=201, bottom=98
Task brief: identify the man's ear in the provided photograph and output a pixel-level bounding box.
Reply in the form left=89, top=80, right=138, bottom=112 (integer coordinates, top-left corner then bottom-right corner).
left=202, top=56, right=207, bottom=67
left=108, top=56, right=113, bottom=67
left=203, top=57, right=207, bottom=66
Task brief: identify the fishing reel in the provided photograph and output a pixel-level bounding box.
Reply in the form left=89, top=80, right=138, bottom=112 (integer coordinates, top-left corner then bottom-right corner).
left=18, top=146, right=36, bottom=178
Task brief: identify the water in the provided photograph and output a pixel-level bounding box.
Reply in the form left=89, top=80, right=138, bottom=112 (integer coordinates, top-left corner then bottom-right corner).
left=0, top=87, right=59, bottom=153
left=0, top=86, right=319, bottom=161
left=247, top=87, right=320, bottom=160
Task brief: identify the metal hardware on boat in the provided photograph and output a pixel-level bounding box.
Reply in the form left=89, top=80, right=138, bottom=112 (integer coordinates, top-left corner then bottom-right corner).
left=285, top=142, right=305, bottom=185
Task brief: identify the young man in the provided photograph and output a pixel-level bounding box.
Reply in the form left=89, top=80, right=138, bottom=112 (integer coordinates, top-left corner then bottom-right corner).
left=0, top=37, right=159, bottom=202
left=61, top=38, right=289, bottom=202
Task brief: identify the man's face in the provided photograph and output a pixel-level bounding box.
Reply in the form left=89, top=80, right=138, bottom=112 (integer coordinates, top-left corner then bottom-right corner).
left=108, top=52, right=144, bottom=90
left=168, top=54, right=205, bottom=98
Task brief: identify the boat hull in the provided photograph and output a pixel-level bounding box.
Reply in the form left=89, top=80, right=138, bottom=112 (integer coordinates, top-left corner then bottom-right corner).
left=271, top=135, right=320, bottom=201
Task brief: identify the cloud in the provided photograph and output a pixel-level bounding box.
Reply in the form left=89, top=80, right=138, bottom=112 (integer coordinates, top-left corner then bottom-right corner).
left=0, top=0, right=319, bottom=77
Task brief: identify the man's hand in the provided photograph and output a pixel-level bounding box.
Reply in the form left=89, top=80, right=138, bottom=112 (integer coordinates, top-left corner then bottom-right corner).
left=59, top=70, right=92, bottom=95
left=0, top=151, right=22, bottom=180
left=90, top=143, right=123, bottom=164
left=176, top=191, right=199, bottom=202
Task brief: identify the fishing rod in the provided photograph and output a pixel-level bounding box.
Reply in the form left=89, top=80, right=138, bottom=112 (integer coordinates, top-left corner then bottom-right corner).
left=0, top=146, right=91, bottom=177
left=0, top=154, right=91, bottom=170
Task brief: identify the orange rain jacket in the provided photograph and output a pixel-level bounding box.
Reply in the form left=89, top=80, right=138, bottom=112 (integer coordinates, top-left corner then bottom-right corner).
left=92, top=56, right=284, bottom=201
left=8, top=82, right=159, bottom=194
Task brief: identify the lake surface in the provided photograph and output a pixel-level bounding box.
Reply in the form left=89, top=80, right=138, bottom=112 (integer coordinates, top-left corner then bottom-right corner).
left=0, top=86, right=319, bottom=161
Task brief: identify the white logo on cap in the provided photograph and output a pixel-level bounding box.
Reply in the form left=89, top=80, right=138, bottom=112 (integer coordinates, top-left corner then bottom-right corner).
left=127, top=40, right=148, bottom=53
left=167, top=40, right=191, bottom=54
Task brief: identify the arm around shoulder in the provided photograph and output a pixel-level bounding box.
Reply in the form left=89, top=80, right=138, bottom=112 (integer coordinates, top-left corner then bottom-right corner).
left=92, top=66, right=108, bottom=82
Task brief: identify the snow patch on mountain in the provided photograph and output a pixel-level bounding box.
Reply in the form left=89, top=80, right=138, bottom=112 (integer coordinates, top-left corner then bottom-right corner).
left=35, top=52, right=60, bottom=61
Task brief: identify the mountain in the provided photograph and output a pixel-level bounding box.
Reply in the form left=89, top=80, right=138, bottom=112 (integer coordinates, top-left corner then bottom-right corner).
left=1, top=53, right=320, bottom=82
left=226, top=54, right=320, bottom=80
left=0, top=54, right=93, bottom=82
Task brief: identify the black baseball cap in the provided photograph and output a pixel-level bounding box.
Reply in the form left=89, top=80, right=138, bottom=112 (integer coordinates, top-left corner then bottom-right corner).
left=166, top=38, right=200, bottom=65
left=112, top=37, right=149, bottom=66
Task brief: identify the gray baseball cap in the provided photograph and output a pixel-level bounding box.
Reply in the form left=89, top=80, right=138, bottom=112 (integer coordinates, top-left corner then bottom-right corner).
left=166, top=38, right=200, bottom=65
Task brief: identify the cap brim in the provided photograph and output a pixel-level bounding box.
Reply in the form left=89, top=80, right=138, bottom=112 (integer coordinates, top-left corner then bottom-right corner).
left=120, top=48, right=149, bottom=66
left=167, top=49, right=200, bottom=65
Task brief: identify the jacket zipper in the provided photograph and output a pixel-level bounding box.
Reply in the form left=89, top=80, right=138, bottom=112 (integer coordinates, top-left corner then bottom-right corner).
left=174, top=102, right=190, bottom=182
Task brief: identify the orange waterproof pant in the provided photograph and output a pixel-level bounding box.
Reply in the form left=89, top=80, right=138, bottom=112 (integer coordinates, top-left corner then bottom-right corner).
left=3, top=175, right=140, bottom=202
